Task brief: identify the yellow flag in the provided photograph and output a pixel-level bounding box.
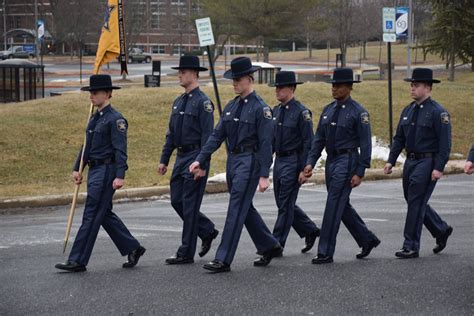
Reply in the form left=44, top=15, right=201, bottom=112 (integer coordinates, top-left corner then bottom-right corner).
left=93, top=0, right=127, bottom=75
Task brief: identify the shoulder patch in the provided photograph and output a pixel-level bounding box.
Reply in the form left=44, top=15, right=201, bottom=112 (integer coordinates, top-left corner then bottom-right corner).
left=263, top=106, right=272, bottom=120
left=302, top=110, right=312, bottom=122
left=203, top=100, right=213, bottom=113
left=116, top=118, right=127, bottom=133
left=440, top=112, right=450, bottom=124
left=360, top=112, right=370, bottom=125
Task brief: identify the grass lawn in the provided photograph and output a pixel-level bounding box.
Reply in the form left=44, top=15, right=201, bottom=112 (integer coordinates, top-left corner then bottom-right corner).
left=0, top=71, right=472, bottom=198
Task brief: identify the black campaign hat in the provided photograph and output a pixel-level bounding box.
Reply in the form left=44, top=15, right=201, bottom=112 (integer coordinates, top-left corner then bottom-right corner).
left=404, top=68, right=441, bottom=83
left=81, top=74, right=121, bottom=91
left=269, top=71, right=303, bottom=87
left=171, top=55, right=208, bottom=71
left=327, top=68, right=360, bottom=84
left=223, top=57, right=261, bottom=79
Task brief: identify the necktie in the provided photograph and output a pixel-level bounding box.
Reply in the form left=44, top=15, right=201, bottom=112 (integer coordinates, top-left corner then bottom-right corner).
left=406, top=104, right=420, bottom=152
left=276, top=105, right=286, bottom=152
left=175, top=94, right=188, bottom=146
left=326, top=104, right=342, bottom=153
left=84, top=111, right=100, bottom=160
left=230, top=98, right=244, bottom=151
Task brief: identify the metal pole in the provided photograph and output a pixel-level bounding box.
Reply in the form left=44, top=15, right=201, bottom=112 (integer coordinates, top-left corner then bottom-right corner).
left=3, top=0, right=6, bottom=50
left=34, top=0, right=39, bottom=64
left=388, top=42, right=393, bottom=147
left=406, top=0, right=413, bottom=78
left=205, top=45, right=222, bottom=116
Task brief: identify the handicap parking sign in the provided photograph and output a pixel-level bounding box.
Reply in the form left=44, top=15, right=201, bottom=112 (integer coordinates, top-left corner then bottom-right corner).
left=386, top=21, right=393, bottom=30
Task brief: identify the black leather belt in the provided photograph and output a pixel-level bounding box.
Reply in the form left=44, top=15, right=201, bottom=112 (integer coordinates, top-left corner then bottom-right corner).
left=406, top=152, right=435, bottom=160
left=230, top=146, right=256, bottom=155
left=329, top=148, right=357, bottom=156
left=275, top=149, right=299, bottom=158
left=177, top=144, right=200, bottom=154
left=88, top=158, right=114, bottom=168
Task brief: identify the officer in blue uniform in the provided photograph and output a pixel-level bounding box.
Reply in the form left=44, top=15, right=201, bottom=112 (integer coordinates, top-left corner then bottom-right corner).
left=464, top=144, right=474, bottom=174
left=303, top=68, right=380, bottom=264
left=189, top=57, right=283, bottom=273
left=384, top=68, right=453, bottom=259
left=55, top=74, right=145, bottom=272
left=269, top=71, right=320, bottom=254
left=158, top=56, right=218, bottom=264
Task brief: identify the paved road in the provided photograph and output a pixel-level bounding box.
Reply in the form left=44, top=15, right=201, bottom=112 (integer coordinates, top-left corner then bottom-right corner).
left=1, top=174, right=472, bottom=315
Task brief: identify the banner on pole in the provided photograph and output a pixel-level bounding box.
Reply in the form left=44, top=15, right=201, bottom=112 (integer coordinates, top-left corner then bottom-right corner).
left=396, top=7, right=409, bottom=38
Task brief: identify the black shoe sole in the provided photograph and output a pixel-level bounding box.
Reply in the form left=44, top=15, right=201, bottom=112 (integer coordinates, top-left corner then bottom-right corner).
left=395, top=252, right=419, bottom=259
left=312, top=257, right=333, bottom=264
left=165, top=259, right=194, bottom=265
left=203, top=265, right=231, bottom=273
left=55, top=265, right=87, bottom=272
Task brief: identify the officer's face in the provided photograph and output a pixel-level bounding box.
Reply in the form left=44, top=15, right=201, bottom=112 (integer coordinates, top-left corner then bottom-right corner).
left=331, top=83, right=352, bottom=100
left=178, top=69, right=198, bottom=88
left=89, top=90, right=110, bottom=107
left=232, top=76, right=252, bottom=95
left=275, top=86, right=294, bottom=103
left=410, top=82, right=431, bottom=102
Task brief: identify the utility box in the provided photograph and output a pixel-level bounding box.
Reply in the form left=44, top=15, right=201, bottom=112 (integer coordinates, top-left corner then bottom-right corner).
left=144, top=60, right=161, bottom=87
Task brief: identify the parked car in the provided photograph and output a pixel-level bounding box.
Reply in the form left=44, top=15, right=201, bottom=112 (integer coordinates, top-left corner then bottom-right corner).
left=127, top=48, right=152, bottom=63
left=0, top=46, right=36, bottom=60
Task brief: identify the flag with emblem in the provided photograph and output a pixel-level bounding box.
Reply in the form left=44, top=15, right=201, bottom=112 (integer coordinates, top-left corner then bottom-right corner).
left=93, top=0, right=127, bottom=75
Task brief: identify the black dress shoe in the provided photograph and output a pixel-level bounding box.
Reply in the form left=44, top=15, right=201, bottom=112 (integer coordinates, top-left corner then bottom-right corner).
left=253, top=244, right=283, bottom=267
left=123, top=246, right=146, bottom=268
left=55, top=261, right=87, bottom=272
left=395, top=248, right=419, bottom=259
left=203, top=260, right=231, bottom=273
left=301, top=229, right=320, bottom=253
left=312, top=255, right=333, bottom=264
left=199, top=229, right=219, bottom=257
left=356, top=237, right=381, bottom=259
left=433, top=226, right=453, bottom=254
left=165, top=255, right=194, bottom=265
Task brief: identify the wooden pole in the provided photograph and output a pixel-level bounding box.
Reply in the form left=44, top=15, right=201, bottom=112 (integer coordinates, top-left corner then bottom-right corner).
left=62, top=102, right=94, bottom=253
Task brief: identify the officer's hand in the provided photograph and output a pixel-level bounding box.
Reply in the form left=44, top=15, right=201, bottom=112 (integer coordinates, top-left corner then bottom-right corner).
left=384, top=163, right=393, bottom=175
left=112, top=178, right=124, bottom=190
left=431, top=170, right=443, bottom=181
left=464, top=161, right=474, bottom=174
left=350, top=175, right=362, bottom=188
left=303, top=165, right=313, bottom=178
left=194, top=168, right=207, bottom=181
left=298, top=172, right=308, bottom=184
left=72, top=171, right=82, bottom=185
left=189, top=161, right=200, bottom=174
left=258, top=177, right=270, bottom=192
left=157, top=163, right=167, bottom=175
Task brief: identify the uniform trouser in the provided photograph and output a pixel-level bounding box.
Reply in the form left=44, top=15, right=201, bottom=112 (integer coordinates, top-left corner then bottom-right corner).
left=401, top=157, right=449, bottom=251
left=170, top=150, right=215, bottom=258
left=317, top=152, right=377, bottom=257
left=272, top=154, right=319, bottom=248
left=69, top=164, right=140, bottom=266
left=215, top=152, right=279, bottom=265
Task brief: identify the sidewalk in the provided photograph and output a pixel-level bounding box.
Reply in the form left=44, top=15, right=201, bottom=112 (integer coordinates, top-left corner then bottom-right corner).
left=0, top=160, right=465, bottom=212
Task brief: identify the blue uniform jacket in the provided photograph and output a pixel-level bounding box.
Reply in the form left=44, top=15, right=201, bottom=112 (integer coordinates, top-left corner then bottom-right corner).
left=306, top=97, right=372, bottom=177
left=159, top=87, right=214, bottom=170
left=74, top=104, right=128, bottom=179
left=196, top=91, right=274, bottom=178
left=388, top=97, right=451, bottom=172
left=272, top=98, right=313, bottom=170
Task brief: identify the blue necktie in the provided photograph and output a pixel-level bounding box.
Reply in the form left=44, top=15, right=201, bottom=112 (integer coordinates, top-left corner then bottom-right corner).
left=230, top=98, right=244, bottom=151
left=175, top=94, right=188, bottom=146
left=406, top=104, right=420, bottom=152
left=326, top=104, right=341, bottom=153
left=276, top=105, right=286, bottom=152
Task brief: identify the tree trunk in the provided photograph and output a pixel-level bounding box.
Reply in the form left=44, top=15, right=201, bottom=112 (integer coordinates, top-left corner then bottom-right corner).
left=471, top=56, right=474, bottom=71
left=362, top=41, right=367, bottom=60
left=263, top=37, right=270, bottom=63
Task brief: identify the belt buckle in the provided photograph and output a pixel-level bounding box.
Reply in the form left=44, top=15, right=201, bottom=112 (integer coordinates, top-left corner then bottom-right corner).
left=409, top=153, right=416, bottom=160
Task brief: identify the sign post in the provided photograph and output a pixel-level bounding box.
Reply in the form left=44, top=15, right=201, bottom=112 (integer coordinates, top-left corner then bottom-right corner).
left=383, top=7, right=396, bottom=146
left=195, top=17, right=222, bottom=117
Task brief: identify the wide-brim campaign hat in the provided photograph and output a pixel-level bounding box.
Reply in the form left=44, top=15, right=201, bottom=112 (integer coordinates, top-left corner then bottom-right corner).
left=81, top=74, right=121, bottom=91
left=404, top=68, right=441, bottom=83
left=269, top=71, right=303, bottom=87
left=171, top=55, right=208, bottom=71
left=326, top=67, right=360, bottom=84
left=223, top=57, right=261, bottom=79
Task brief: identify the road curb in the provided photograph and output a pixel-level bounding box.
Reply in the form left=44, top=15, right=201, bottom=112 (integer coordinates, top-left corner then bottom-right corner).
left=0, top=161, right=465, bottom=211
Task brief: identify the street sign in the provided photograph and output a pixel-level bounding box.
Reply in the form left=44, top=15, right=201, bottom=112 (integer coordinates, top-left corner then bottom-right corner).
left=382, top=7, right=396, bottom=33
left=396, top=7, right=409, bottom=38
left=195, top=17, right=215, bottom=47
left=383, top=33, right=396, bottom=43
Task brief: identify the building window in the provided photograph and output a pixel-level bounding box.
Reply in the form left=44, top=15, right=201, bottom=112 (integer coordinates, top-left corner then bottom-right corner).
left=151, top=45, right=165, bottom=54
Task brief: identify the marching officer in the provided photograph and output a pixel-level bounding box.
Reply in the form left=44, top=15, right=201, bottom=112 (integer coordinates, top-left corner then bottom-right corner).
left=189, top=57, right=283, bottom=273
left=270, top=71, right=320, bottom=254
left=55, top=74, right=145, bottom=272
left=303, top=68, right=380, bottom=264
left=464, top=144, right=474, bottom=174
left=384, top=68, right=453, bottom=259
left=158, top=56, right=219, bottom=264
